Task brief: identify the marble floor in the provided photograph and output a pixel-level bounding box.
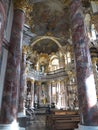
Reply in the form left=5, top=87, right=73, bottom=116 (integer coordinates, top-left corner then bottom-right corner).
left=20, top=108, right=79, bottom=130
left=26, top=115, right=46, bottom=130
left=25, top=114, right=77, bottom=130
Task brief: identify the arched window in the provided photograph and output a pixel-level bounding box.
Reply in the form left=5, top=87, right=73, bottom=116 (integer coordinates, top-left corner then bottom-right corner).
left=51, top=58, right=59, bottom=71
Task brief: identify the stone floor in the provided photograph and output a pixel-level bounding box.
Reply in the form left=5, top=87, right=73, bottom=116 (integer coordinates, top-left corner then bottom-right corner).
left=26, top=115, right=46, bottom=130
left=20, top=108, right=79, bottom=130
left=25, top=114, right=78, bottom=130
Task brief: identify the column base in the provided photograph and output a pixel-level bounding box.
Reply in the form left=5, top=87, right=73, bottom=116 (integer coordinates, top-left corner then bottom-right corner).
left=19, top=127, right=25, bottom=130
left=18, top=112, right=26, bottom=118
left=0, top=121, right=19, bottom=130
left=79, top=124, right=98, bottom=130
left=18, top=112, right=29, bottom=128
left=18, top=114, right=26, bottom=130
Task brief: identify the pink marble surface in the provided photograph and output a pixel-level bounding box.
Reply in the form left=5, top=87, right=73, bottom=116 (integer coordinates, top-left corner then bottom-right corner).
left=70, top=0, right=98, bottom=126
left=0, top=10, right=25, bottom=124
left=18, top=53, right=26, bottom=112
left=0, top=2, right=6, bottom=55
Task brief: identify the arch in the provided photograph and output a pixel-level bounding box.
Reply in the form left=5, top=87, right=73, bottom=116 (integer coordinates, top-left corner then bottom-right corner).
left=31, top=36, right=62, bottom=49
left=50, top=54, right=58, bottom=61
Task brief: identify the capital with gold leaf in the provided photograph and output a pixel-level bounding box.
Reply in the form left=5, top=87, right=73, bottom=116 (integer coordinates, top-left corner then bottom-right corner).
left=22, top=45, right=29, bottom=54
left=14, top=0, right=28, bottom=13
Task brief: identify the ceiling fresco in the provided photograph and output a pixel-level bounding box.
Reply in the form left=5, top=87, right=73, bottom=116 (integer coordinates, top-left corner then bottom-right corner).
left=29, top=0, right=71, bottom=54
left=32, top=0, right=70, bottom=39
left=32, top=39, right=59, bottom=54
left=23, top=0, right=98, bottom=55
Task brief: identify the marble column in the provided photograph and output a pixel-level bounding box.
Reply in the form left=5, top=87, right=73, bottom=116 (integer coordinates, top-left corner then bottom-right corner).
left=0, top=1, right=26, bottom=130
left=64, top=80, right=68, bottom=109
left=70, top=0, right=98, bottom=129
left=92, top=58, right=98, bottom=98
left=49, top=82, right=52, bottom=107
left=31, top=79, right=35, bottom=108
left=0, top=1, right=6, bottom=55
left=90, top=47, right=98, bottom=97
left=57, top=81, right=61, bottom=109
left=60, top=80, right=65, bottom=108
left=18, top=46, right=27, bottom=116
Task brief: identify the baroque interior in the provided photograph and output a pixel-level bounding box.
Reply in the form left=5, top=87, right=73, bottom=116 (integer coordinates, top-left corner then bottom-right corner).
left=0, top=0, right=98, bottom=130
left=22, top=0, right=98, bottom=109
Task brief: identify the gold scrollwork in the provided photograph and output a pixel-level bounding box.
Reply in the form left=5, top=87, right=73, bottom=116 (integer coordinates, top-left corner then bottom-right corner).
left=22, top=45, right=29, bottom=54
left=25, top=3, right=33, bottom=26
left=30, top=79, right=35, bottom=83
left=92, top=57, right=98, bottom=63
left=14, top=0, right=34, bottom=27
left=63, top=0, right=71, bottom=6
left=14, top=0, right=28, bottom=13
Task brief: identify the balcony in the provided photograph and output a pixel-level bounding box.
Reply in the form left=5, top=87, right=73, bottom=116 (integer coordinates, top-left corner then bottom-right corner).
left=27, top=68, right=68, bottom=81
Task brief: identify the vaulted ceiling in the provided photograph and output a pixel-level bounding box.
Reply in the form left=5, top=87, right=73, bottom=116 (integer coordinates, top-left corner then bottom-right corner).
left=23, top=0, right=98, bottom=55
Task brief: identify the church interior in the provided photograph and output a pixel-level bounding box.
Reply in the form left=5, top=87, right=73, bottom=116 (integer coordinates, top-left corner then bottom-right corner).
left=0, top=0, right=98, bottom=130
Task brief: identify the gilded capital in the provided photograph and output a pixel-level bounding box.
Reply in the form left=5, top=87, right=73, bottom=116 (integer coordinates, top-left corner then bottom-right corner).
left=25, top=4, right=33, bottom=26
left=14, top=0, right=28, bottom=13
left=30, top=79, right=35, bottom=83
left=92, top=57, right=98, bottom=64
left=63, top=0, right=71, bottom=6
left=22, top=45, right=29, bottom=54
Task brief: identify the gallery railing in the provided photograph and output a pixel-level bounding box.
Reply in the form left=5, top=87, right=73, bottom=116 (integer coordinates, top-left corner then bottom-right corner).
left=27, top=68, right=68, bottom=81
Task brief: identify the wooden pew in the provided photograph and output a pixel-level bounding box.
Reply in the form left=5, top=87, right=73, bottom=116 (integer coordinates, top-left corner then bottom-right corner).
left=46, top=109, right=80, bottom=130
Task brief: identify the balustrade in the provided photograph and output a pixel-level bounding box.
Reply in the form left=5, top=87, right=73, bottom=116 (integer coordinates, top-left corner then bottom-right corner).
left=27, top=68, right=68, bottom=81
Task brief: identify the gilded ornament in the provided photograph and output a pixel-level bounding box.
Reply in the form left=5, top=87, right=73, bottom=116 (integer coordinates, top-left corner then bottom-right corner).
left=46, top=32, right=53, bottom=36
left=14, top=0, right=28, bottom=13
left=92, top=57, right=98, bottom=63
left=25, top=4, right=33, bottom=27
left=14, top=0, right=33, bottom=26
left=62, top=0, right=71, bottom=6
left=30, top=79, right=34, bottom=83
left=22, top=45, right=29, bottom=54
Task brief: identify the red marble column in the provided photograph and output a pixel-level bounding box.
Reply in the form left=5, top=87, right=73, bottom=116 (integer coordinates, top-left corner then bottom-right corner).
left=0, top=9, right=25, bottom=124
left=0, top=1, right=6, bottom=55
left=70, top=0, right=98, bottom=126
left=18, top=50, right=26, bottom=113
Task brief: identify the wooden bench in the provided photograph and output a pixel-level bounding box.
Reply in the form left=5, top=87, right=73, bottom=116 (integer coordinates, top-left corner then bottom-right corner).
left=46, top=109, right=80, bottom=130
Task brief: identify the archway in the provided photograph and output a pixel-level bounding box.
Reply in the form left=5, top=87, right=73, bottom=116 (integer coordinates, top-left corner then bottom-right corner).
left=31, top=36, right=64, bottom=53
